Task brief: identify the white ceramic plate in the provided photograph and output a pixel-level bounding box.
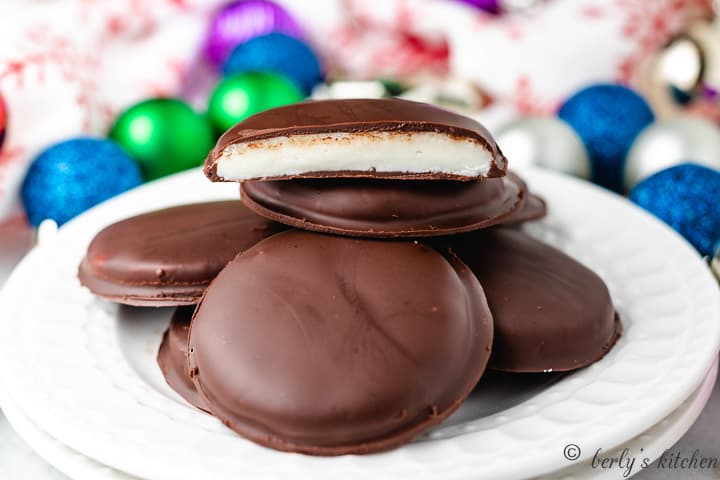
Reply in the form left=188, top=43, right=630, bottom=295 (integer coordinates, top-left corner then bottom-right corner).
left=0, top=357, right=716, bottom=480
left=0, top=167, right=718, bottom=480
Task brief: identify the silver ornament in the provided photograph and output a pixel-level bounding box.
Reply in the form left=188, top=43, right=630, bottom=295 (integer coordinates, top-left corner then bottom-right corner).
left=36, top=219, right=58, bottom=246
left=656, top=34, right=703, bottom=95
left=500, top=0, right=545, bottom=13
left=624, top=116, right=720, bottom=190
left=399, top=78, right=488, bottom=112
left=638, top=26, right=710, bottom=118
left=712, top=253, right=720, bottom=281
left=692, top=20, right=720, bottom=94
left=311, top=81, right=387, bottom=100
left=495, top=117, right=591, bottom=179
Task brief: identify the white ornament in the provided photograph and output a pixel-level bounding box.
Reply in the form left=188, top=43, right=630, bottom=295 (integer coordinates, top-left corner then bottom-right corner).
left=495, top=117, right=591, bottom=179
left=624, top=116, right=720, bottom=190
left=312, top=81, right=387, bottom=100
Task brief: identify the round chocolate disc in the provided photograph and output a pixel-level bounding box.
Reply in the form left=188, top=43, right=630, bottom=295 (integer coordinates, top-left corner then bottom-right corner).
left=444, top=228, right=621, bottom=373
left=157, top=307, right=208, bottom=412
left=78, top=201, right=284, bottom=306
left=240, top=176, right=524, bottom=238
left=188, top=230, right=493, bottom=455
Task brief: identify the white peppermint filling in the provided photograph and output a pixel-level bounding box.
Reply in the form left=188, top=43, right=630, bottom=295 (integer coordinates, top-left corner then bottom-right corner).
left=216, top=131, right=494, bottom=180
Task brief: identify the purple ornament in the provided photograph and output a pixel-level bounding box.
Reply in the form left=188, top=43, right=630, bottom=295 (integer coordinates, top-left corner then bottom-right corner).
left=0, top=92, right=6, bottom=150
left=204, top=0, right=303, bottom=68
left=452, top=0, right=501, bottom=14
left=179, top=53, right=220, bottom=110
left=701, top=82, right=719, bottom=101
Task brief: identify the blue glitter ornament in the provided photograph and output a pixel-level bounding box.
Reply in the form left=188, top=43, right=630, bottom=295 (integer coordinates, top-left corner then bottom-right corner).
left=630, top=163, right=720, bottom=257
left=21, top=138, right=142, bottom=227
left=223, top=32, right=322, bottom=95
left=558, top=84, right=654, bottom=192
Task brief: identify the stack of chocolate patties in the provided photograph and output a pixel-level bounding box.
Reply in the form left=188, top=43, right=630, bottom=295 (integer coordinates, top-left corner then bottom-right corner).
left=78, top=98, right=621, bottom=456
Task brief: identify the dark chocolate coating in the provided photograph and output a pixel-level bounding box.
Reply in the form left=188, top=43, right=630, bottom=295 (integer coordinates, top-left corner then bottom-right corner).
left=240, top=176, right=524, bottom=238
left=78, top=201, right=284, bottom=306
left=188, top=230, right=493, bottom=455
left=504, top=193, right=546, bottom=224
left=157, top=307, right=209, bottom=412
left=501, top=172, right=547, bottom=224
left=442, top=228, right=621, bottom=372
left=205, top=98, right=507, bottom=181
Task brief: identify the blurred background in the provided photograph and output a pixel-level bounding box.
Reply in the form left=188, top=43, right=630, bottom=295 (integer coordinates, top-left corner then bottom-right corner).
left=1, top=0, right=720, bottom=274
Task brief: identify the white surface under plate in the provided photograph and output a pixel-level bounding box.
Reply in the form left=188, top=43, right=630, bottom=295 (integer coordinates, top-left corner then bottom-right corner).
left=0, top=167, right=718, bottom=480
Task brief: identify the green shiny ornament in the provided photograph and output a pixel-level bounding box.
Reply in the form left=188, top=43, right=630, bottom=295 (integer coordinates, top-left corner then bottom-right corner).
left=109, top=98, right=215, bottom=181
left=207, top=72, right=304, bottom=133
